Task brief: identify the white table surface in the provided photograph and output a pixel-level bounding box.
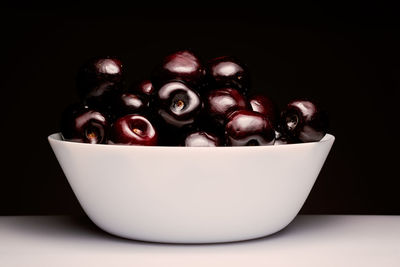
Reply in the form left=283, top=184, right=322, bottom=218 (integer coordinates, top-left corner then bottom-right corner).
left=0, top=215, right=399, bottom=267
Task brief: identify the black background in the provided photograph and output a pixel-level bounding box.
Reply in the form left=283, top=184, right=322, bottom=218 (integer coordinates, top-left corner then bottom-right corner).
left=1, top=3, right=399, bottom=216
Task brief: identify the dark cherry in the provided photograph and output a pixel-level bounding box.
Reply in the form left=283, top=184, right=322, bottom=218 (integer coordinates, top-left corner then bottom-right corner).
left=110, top=92, right=147, bottom=119
left=184, top=131, right=221, bottom=147
left=225, top=110, right=275, bottom=146
left=154, top=81, right=202, bottom=128
left=60, top=103, right=109, bottom=144
left=207, top=56, right=250, bottom=94
left=280, top=99, right=329, bottom=142
left=205, top=87, right=248, bottom=125
left=249, top=94, right=278, bottom=128
left=110, top=114, right=158, bottom=145
left=274, top=130, right=290, bottom=145
left=76, top=56, right=124, bottom=105
left=152, top=50, right=206, bottom=90
left=133, top=80, right=155, bottom=97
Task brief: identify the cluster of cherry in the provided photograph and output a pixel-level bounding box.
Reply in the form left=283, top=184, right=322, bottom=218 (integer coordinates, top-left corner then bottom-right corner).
left=60, top=50, right=328, bottom=146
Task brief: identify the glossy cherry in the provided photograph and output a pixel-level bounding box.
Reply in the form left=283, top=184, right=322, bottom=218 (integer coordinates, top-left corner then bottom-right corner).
left=152, top=50, right=206, bottom=90
left=249, top=94, right=278, bottom=128
left=76, top=56, right=124, bottom=105
left=60, top=103, right=109, bottom=144
left=184, top=131, right=221, bottom=147
left=207, top=56, right=250, bottom=94
left=225, top=110, right=275, bottom=146
left=110, top=92, right=147, bottom=119
left=205, top=87, right=248, bottom=125
left=133, top=80, right=155, bottom=97
left=280, top=99, right=329, bottom=142
left=154, top=81, right=202, bottom=128
left=274, top=130, right=290, bottom=145
left=110, top=114, right=158, bottom=145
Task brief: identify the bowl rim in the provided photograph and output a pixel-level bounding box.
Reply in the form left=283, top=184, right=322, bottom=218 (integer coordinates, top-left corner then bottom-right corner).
left=48, top=132, right=335, bottom=150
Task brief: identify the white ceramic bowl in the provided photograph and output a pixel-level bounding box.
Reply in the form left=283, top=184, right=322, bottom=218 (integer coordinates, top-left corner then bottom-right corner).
left=48, top=133, right=335, bottom=243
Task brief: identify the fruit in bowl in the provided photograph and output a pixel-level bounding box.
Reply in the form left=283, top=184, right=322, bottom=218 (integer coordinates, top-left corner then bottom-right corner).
left=61, top=51, right=329, bottom=146
left=50, top=50, right=334, bottom=243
